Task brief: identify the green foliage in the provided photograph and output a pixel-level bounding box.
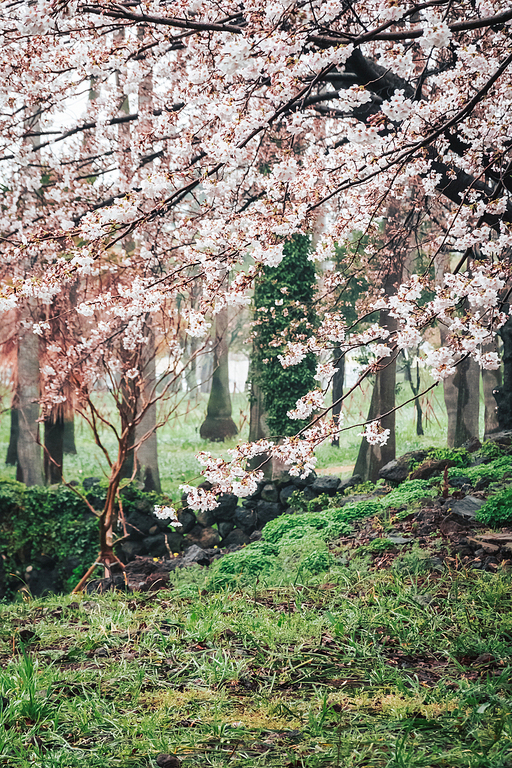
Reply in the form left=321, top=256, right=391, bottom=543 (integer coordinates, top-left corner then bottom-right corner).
left=476, top=488, right=512, bottom=528
left=0, top=481, right=98, bottom=599
left=449, top=455, right=512, bottom=484
left=358, top=538, right=396, bottom=555
left=380, top=479, right=436, bottom=509
left=251, top=234, right=317, bottom=436
left=344, top=480, right=376, bottom=495
left=479, top=440, right=507, bottom=460
left=426, top=446, right=471, bottom=468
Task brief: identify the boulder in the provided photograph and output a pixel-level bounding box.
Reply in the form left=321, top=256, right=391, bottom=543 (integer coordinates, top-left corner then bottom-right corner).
left=255, top=500, right=281, bottom=527
left=125, top=510, right=153, bottom=538
left=142, top=533, right=169, bottom=558
left=184, top=525, right=221, bottom=549
left=182, top=545, right=211, bottom=566
left=409, top=459, right=456, bottom=480
left=450, top=476, right=472, bottom=489
left=379, top=450, right=428, bottom=482
left=118, top=540, right=146, bottom=561
left=310, top=475, right=341, bottom=496
left=234, top=507, right=259, bottom=534
left=279, top=484, right=297, bottom=506
left=196, top=509, right=216, bottom=528
left=338, top=474, right=362, bottom=493
left=213, top=493, right=239, bottom=521
left=221, top=529, right=251, bottom=548
left=218, top=520, right=235, bottom=539
left=83, top=476, right=101, bottom=491
left=176, top=509, right=196, bottom=534
left=483, top=430, right=512, bottom=446
left=448, top=495, right=485, bottom=519
left=462, top=437, right=482, bottom=453
left=260, top=483, right=279, bottom=502
left=242, top=480, right=266, bottom=501
left=292, top=471, right=316, bottom=489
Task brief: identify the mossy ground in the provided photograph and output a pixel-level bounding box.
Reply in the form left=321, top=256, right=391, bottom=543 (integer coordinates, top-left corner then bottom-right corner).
left=1, top=551, right=511, bottom=767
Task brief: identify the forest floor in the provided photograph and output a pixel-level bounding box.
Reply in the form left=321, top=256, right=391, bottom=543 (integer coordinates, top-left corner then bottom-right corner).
left=1, top=484, right=511, bottom=768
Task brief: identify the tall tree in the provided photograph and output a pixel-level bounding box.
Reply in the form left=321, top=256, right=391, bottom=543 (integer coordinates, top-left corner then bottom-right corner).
left=200, top=307, right=238, bottom=441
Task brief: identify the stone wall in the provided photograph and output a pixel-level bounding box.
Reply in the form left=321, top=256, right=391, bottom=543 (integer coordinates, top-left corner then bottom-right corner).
left=119, top=471, right=362, bottom=561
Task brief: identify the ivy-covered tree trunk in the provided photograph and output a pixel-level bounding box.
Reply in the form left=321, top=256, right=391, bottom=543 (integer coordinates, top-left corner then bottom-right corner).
left=200, top=307, right=238, bottom=441
left=495, top=315, right=512, bottom=430
left=132, top=327, right=161, bottom=493
left=251, top=234, right=317, bottom=439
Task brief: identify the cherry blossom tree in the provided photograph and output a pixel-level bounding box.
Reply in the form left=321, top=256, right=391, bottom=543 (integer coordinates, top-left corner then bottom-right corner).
left=0, top=0, right=511, bottom=529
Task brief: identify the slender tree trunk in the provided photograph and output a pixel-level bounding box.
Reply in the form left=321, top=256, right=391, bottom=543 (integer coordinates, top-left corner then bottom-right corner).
left=495, top=315, right=512, bottom=430
left=6, top=407, right=18, bottom=465
left=453, top=356, right=480, bottom=446
left=133, top=326, right=161, bottom=493
left=482, top=338, right=501, bottom=436
left=63, top=416, right=77, bottom=454
left=200, top=308, right=238, bottom=441
left=331, top=346, right=344, bottom=447
left=17, top=307, right=43, bottom=486
left=44, top=413, right=64, bottom=484
left=402, top=351, right=424, bottom=436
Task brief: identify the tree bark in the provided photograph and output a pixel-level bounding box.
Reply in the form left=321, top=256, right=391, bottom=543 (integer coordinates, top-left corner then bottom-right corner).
left=44, top=413, right=64, bottom=484
left=200, top=308, right=238, bottom=441
left=6, top=407, right=18, bottom=466
left=495, top=315, right=512, bottom=430
left=331, top=346, right=344, bottom=447
left=63, top=416, right=77, bottom=454
left=16, top=307, right=43, bottom=486
left=482, top=338, right=501, bottom=436
left=132, top=326, right=161, bottom=493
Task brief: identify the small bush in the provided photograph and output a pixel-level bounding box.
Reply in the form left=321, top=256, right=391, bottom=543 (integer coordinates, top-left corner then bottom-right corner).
left=476, top=488, right=512, bottom=528
left=380, top=479, right=436, bottom=509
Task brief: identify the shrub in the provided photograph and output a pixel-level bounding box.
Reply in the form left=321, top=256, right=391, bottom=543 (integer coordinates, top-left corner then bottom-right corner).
left=380, top=479, right=436, bottom=509
left=476, top=488, right=512, bottom=528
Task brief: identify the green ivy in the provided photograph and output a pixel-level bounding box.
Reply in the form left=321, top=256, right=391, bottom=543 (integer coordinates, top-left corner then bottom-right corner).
left=250, top=234, right=317, bottom=436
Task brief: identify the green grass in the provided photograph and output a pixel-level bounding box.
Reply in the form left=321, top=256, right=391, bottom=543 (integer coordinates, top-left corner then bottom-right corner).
left=0, top=559, right=511, bottom=767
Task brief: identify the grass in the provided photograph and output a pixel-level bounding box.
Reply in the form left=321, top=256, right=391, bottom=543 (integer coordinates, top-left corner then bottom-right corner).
left=0, top=558, right=511, bottom=767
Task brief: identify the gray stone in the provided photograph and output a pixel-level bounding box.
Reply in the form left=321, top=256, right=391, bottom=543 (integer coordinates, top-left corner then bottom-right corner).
left=292, top=471, right=317, bottom=489
left=213, top=493, right=239, bottom=521
left=310, top=475, right=341, bottom=496
left=119, top=540, right=145, bottom=561
left=177, top=509, right=196, bottom=534
left=255, top=500, right=282, bottom=527
left=184, top=525, right=221, bottom=549
left=260, top=483, right=279, bottom=502
left=222, top=529, right=251, bottom=548
left=218, top=520, right=235, bottom=539
left=387, top=535, right=412, bottom=544
left=338, top=474, right=362, bottom=493
left=83, top=476, right=101, bottom=491
left=142, top=533, right=168, bottom=558
left=448, top=495, right=485, bottom=519
left=279, top=484, right=297, bottom=506
left=196, top=509, right=216, bottom=527
left=483, top=430, right=512, bottom=446
left=234, top=507, right=258, bottom=534
left=182, top=545, right=211, bottom=566
left=126, top=511, right=153, bottom=538
left=379, top=451, right=427, bottom=483
left=302, top=486, right=317, bottom=501
left=450, top=476, right=472, bottom=489
left=243, top=480, right=266, bottom=501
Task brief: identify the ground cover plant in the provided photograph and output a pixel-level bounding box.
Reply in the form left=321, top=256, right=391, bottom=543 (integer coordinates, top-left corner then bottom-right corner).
left=0, top=556, right=511, bottom=768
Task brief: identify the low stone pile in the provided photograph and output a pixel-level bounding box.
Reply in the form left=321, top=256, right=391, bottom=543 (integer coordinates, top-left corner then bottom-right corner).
left=118, top=471, right=363, bottom=562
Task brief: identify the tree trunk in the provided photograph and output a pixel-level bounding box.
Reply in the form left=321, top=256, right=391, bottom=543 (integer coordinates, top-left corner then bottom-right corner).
left=200, top=308, right=238, bottom=441
left=453, top=355, right=480, bottom=446
left=495, top=315, right=512, bottom=431
left=6, top=407, right=18, bottom=465
left=44, top=413, right=64, bottom=484
left=16, top=307, right=43, bottom=486
left=354, top=340, right=398, bottom=483
left=63, top=416, right=77, bottom=454
left=133, top=327, right=161, bottom=493
left=331, top=346, right=344, bottom=447
left=482, top=338, right=501, bottom=436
